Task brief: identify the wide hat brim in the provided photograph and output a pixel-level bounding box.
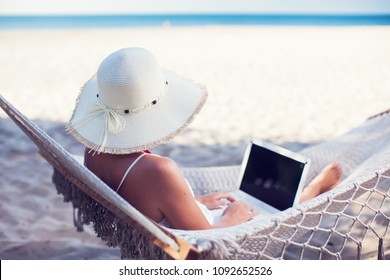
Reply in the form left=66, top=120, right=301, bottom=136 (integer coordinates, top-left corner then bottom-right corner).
left=67, top=69, right=207, bottom=154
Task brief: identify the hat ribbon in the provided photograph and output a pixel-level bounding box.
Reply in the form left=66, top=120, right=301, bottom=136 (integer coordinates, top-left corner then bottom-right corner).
left=69, top=100, right=126, bottom=153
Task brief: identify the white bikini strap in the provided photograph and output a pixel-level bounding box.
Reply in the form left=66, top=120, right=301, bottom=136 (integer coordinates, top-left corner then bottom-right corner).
left=116, top=153, right=148, bottom=193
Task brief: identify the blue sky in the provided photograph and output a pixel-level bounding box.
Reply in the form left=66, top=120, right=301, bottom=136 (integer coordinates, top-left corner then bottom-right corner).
left=1, top=0, right=390, bottom=15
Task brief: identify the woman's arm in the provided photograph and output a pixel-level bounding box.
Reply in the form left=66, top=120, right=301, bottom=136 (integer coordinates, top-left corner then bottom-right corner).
left=150, top=157, right=258, bottom=230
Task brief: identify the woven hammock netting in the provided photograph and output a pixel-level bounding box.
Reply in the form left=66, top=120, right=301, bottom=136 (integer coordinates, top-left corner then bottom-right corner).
left=54, top=111, right=390, bottom=260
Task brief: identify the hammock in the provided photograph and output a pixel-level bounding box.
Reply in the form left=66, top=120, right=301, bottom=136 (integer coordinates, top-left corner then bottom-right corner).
left=1, top=94, right=389, bottom=260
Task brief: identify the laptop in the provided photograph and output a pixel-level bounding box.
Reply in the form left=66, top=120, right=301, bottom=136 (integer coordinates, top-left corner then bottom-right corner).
left=229, top=139, right=311, bottom=215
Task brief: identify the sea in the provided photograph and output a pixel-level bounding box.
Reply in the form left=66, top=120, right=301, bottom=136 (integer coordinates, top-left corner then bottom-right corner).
left=1, top=14, right=390, bottom=29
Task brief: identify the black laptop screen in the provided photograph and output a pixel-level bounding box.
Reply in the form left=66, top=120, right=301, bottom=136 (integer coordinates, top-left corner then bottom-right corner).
left=240, top=143, right=306, bottom=211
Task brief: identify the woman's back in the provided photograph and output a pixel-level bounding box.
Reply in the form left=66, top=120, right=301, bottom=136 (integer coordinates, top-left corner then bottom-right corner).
left=84, top=150, right=166, bottom=223
left=84, top=149, right=217, bottom=229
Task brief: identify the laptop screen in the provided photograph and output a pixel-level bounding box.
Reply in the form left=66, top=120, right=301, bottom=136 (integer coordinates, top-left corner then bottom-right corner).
left=239, top=141, right=309, bottom=211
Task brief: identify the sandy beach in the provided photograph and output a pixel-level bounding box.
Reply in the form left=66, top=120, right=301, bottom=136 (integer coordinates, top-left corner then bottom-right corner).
left=1, top=25, right=390, bottom=259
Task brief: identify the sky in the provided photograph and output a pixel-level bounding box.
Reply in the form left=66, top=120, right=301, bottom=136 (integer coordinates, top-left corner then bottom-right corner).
left=1, top=0, right=390, bottom=16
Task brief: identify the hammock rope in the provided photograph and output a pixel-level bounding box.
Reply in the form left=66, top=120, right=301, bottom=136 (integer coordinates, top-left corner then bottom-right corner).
left=1, top=94, right=389, bottom=260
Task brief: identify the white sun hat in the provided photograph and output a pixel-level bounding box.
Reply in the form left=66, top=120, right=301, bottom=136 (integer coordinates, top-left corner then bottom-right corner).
left=67, top=47, right=207, bottom=154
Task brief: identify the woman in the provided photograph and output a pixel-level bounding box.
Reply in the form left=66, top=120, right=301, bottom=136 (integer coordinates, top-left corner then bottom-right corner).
left=68, top=48, right=342, bottom=230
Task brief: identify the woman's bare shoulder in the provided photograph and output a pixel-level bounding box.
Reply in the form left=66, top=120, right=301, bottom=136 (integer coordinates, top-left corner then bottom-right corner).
left=134, top=155, right=190, bottom=203
left=141, top=155, right=183, bottom=182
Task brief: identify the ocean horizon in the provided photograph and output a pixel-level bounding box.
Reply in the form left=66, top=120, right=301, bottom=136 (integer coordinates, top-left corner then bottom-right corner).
left=1, top=14, right=390, bottom=29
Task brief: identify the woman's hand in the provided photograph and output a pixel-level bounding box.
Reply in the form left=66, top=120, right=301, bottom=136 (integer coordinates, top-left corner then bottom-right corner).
left=214, top=201, right=260, bottom=228
left=196, top=192, right=236, bottom=209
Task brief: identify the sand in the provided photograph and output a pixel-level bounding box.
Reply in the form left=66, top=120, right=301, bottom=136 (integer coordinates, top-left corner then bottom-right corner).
left=1, top=25, right=390, bottom=259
